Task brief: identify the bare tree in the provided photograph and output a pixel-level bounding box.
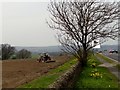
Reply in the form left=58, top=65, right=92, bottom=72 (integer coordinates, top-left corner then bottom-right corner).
left=48, top=0, right=119, bottom=66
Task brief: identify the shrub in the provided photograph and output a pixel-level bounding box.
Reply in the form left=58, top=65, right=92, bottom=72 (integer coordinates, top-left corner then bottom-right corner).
left=10, top=54, right=17, bottom=59
left=16, top=49, right=31, bottom=59
left=2, top=44, right=16, bottom=60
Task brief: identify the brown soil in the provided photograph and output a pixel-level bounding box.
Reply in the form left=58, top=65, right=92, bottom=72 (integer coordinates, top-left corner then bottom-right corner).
left=2, top=55, right=70, bottom=88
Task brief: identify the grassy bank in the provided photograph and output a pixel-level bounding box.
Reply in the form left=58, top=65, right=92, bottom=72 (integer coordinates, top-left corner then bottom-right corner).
left=115, top=64, right=120, bottom=71
left=96, top=53, right=115, bottom=63
left=74, top=54, right=119, bottom=88
left=18, top=57, right=77, bottom=88
left=97, top=53, right=120, bottom=71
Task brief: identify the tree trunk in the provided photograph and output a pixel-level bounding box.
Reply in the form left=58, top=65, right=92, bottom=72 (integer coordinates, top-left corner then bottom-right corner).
left=81, top=50, right=88, bottom=67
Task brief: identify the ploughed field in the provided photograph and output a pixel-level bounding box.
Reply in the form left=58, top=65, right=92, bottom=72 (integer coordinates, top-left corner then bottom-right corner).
left=2, top=55, right=70, bottom=88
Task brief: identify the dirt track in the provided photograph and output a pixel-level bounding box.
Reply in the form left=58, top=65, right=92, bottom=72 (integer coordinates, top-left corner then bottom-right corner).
left=2, top=55, right=70, bottom=88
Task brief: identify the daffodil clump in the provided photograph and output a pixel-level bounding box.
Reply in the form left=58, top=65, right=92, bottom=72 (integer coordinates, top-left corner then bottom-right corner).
left=91, top=62, right=97, bottom=68
left=88, top=59, right=97, bottom=68
left=90, top=69, right=103, bottom=79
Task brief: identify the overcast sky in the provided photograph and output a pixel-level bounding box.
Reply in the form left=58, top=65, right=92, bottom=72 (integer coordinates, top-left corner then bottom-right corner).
left=0, top=0, right=118, bottom=47
left=1, top=2, right=61, bottom=47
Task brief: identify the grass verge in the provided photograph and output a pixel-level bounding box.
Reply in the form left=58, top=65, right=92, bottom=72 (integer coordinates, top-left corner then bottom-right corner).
left=74, top=55, right=119, bottom=88
left=96, top=53, right=115, bottom=63
left=96, top=53, right=120, bottom=71
left=18, top=58, right=77, bottom=88
left=115, top=64, right=120, bottom=71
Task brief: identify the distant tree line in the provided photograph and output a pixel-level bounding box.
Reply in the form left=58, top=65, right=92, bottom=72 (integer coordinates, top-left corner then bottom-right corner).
left=1, top=44, right=31, bottom=60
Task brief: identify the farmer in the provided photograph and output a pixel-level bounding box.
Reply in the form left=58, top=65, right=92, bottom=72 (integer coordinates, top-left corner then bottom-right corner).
left=43, top=53, right=51, bottom=62
left=37, top=53, right=44, bottom=62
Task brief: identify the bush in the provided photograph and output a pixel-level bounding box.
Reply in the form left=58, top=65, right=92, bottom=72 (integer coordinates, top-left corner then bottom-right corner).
left=2, top=44, right=16, bottom=60
left=16, top=49, right=31, bottom=59
left=10, top=54, right=17, bottom=59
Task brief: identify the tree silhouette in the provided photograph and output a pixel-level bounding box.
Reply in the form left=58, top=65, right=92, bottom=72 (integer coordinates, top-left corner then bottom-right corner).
left=48, top=0, right=119, bottom=66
